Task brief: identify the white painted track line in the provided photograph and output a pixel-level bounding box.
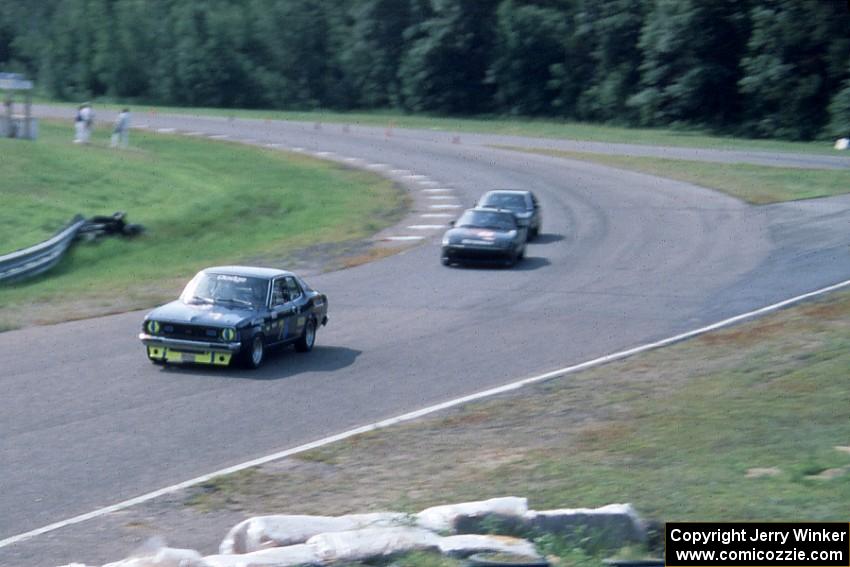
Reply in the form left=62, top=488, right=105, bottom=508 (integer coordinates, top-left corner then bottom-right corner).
left=2, top=276, right=850, bottom=550
left=382, top=235, right=425, bottom=241
left=429, top=204, right=462, bottom=209
left=407, top=225, right=447, bottom=230
left=421, top=213, right=455, bottom=218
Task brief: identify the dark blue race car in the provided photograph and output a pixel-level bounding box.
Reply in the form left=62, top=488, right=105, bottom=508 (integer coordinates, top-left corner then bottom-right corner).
left=139, top=266, right=328, bottom=369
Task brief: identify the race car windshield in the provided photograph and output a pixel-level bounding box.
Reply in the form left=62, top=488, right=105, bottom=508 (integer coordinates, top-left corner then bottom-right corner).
left=181, top=273, right=269, bottom=308
left=480, top=193, right=528, bottom=212
left=457, top=210, right=517, bottom=231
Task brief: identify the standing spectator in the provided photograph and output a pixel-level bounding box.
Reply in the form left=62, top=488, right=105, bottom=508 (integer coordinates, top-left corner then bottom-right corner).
left=111, top=108, right=130, bottom=148
left=80, top=102, right=94, bottom=144
left=73, top=104, right=85, bottom=143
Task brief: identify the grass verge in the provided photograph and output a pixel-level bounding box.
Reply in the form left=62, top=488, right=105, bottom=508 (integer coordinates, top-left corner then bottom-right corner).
left=496, top=147, right=850, bottom=204
left=186, top=288, right=850, bottom=526
left=0, top=121, right=407, bottom=328
left=35, top=99, right=844, bottom=156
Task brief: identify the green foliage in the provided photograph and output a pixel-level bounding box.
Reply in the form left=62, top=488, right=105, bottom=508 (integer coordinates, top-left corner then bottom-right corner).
left=3, top=0, right=850, bottom=139
left=631, top=0, right=749, bottom=128
left=739, top=0, right=850, bottom=140
left=533, top=532, right=597, bottom=566
left=827, top=66, right=850, bottom=138
left=393, top=551, right=464, bottom=567
left=342, top=0, right=420, bottom=108
left=488, top=1, right=567, bottom=116
left=573, top=0, right=645, bottom=123
left=399, top=0, right=497, bottom=113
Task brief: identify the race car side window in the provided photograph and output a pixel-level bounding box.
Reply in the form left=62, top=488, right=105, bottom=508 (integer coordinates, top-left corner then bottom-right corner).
left=271, top=278, right=289, bottom=306
left=285, top=277, right=303, bottom=301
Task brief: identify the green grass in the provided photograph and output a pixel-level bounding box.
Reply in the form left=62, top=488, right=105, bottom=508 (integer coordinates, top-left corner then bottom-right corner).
left=35, top=98, right=845, bottom=156
left=182, top=289, right=850, bottom=526
left=497, top=147, right=850, bottom=204
left=0, top=121, right=405, bottom=325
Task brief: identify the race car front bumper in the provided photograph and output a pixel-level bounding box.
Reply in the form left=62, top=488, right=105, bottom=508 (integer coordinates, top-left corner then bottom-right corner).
left=138, top=333, right=242, bottom=365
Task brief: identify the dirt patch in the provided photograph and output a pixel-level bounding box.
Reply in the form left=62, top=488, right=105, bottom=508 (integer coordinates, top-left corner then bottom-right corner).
left=697, top=319, right=790, bottom=347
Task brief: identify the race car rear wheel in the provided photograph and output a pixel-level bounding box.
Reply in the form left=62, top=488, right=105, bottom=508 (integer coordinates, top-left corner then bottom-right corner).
left=295, top=318, right=316, bottom=352
left=242, top=334, right=265, bottom=369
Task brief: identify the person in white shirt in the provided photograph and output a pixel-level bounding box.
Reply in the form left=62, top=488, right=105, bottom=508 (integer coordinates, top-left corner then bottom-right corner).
left=79, top=103, right=93, bottom=144
left=111, top=108, right=130, bottom=148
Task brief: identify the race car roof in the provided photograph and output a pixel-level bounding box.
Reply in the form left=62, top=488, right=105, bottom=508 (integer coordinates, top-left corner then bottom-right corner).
left=202, top=266, right=294, bottom=279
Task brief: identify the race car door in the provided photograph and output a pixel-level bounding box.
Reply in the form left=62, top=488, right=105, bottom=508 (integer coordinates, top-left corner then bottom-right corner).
left=283, top=276, right=307, bottom=338
left=269, top=277, right=299, bottom=343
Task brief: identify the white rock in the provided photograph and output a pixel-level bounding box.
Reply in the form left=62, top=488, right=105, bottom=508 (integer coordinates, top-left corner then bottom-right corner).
left=834, top=138, right=849, bottom=150
left=437, top=534, right=539, bottom=558
left=307, top=527, right=440, bottom=562
left=219, top=513, right=409, bottom=554
left=102, top=547, right=208, bottom=567
left=204, top=544, right=321, bottom=567
left=416, top=497, right=528, bottom=532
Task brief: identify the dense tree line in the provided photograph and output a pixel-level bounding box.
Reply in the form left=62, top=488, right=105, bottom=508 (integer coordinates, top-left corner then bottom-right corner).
left=1, top=0, right=849, bottom=140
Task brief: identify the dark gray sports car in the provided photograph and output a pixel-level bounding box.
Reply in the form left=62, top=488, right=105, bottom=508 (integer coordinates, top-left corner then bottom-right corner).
left=139, top=266, right=328, bottom=369
left=441, top=208, right=528, bottom=267
left=477, top=189, right=542, bottom=239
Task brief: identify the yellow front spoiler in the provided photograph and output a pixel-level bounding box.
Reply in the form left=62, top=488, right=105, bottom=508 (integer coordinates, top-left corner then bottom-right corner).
left=148, top=347, right=232, bottom=366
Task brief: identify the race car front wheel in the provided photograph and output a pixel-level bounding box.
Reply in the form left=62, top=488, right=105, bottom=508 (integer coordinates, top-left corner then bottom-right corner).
left=242, top=334, right=265, bottom=369
left=295, top=318, right=316, bottom=352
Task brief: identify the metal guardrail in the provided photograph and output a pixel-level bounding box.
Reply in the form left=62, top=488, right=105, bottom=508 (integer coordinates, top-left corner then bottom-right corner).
left=0, top=215, right=87, bottom=283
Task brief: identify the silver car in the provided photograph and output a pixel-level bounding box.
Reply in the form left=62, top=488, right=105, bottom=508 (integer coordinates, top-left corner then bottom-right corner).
left=476, top=190, right=542, bottom=239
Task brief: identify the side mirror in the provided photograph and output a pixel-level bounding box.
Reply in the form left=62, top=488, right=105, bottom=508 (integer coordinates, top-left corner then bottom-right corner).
left=448, top=220, right=455, bottom=226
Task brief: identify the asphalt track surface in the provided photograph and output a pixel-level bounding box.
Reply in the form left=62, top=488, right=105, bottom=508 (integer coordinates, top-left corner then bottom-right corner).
left=2, top=108, right=850, bottom=564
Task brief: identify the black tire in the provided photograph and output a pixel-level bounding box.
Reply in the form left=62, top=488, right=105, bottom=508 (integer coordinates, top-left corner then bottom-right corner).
left=441, top=256, right=451, bottom=266
left=150, top=358, right=165, bottom=366
left=242, top=334, right=265, bottom=369
left=295, top=318, right=316, bottom=352
left=505, top=250, right=518, bottom=268
left=529, top=226, right=539, bottom=240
